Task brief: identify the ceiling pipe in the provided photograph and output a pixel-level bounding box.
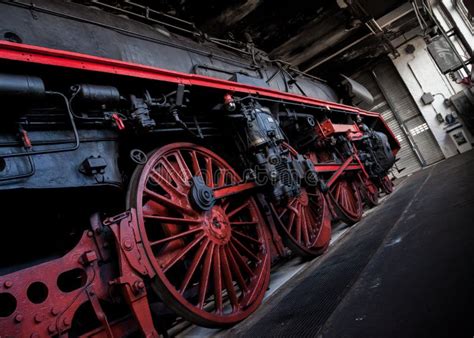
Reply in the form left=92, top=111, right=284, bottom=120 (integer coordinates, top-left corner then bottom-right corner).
left=303, top=3, right=414, bottom=72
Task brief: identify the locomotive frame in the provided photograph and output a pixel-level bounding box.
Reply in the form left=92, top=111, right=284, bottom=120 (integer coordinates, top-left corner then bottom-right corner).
left=0, top=36, right=399, bottom=337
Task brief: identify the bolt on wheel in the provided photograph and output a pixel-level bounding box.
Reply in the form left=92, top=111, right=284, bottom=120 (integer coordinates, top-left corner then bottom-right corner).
left=127, top=143, right=270, bottom=327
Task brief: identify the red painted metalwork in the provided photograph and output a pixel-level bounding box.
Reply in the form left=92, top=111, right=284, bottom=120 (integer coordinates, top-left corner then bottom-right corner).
left=356, top=173, right=380, bottom=207
left=0, top=212, right=159, bottom=337
left=268, top=145, right=332, bottom=257
left=126, top=143, right=271, bottom=327
left=328, top=178, right=363, bottom=225
left=0, top=41, right=399, bottom=151
left=380, top=175, right=394, bottom=194
left=351, top=149, right=380, bottom=207
left=306, top=150, right=364, bottom=225
left=213, top=182, right=258, bottom=199
left=316, top=120, right=365, bottom=142
left=313, top=163, right=362, bottom=172
left=270, top=188, right=331, bottom=257
left=105, top=211, right=159, bottom=338
left=326, top=156, right=355, bottom=188
left=316, top=120, right=357, bottom=137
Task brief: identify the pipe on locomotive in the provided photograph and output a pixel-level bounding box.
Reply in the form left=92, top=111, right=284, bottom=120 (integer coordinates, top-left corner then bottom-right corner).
left=0, top=73, right=125, bottom=159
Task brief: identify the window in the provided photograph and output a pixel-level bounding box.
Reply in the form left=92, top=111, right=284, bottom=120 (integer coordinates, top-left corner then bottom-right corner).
left=409, top=123, right=429, bottom=137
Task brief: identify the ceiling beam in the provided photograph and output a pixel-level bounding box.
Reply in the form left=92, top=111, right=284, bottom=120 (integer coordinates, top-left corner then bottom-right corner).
left=303, top=2, right=414, bottom=72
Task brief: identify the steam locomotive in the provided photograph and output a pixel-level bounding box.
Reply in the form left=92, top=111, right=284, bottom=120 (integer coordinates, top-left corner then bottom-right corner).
left=0, top=0, right=399, bottom=336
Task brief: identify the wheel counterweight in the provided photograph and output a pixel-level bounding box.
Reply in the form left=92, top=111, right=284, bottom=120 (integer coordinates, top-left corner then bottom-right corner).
left=328, top=177, right=363, bottom=225
left=127, top=143, right=270, bottom=327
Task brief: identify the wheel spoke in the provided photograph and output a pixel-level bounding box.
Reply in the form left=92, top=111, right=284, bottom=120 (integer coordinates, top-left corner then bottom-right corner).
left=149, top=227, right=203, bottom=247
left=179, top=238, right=210, bottom=294
left=224, top=245, right=248, bottom=293
left=144, top=214, right=202, bottom=225
left=227, top=201, right=250, bottom=219
left=205, top=157, right=214, bottom=188
left=144, top=188, right=195, bottom=216
left=232, top=237, right=259, bottom=262
left=295, top=206, right=302, bottom=243
left=212, top=247, right=223, bottom=314
left=287, top=212, right=296, bottom=233
left=173, top=150, right=192, bottom=182
left=217, top=168, right=226, bottom=187
left=149, top=169, right=185, bottom=197
left=338, top=188, right=346, bottom=210
left=229, top=242, right=255, bottom=277
left=220, top=246, right=239, bottom=310
left=161, top=157, right=186, bottom=186
left=230, top=221, right=258, bottom=226
left=301, top=207, right=310, bottom=246
left=190, top=150, right=201, bottom=176
left=334, top=183, right=341, bottom=202
left=162, top=234, right=205, bottom=273
left=278, top=198, right=297, bottom=218
left=232, top=230, right=262, bottom=245
left=198, top=243, right=215, bottom=309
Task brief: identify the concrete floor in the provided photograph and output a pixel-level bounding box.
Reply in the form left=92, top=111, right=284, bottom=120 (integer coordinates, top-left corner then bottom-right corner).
left=227, top=150, right=474, bottom=338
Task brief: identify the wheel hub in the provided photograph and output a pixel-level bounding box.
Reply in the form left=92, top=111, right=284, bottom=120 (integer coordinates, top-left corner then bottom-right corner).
left=206, top=206, right=231, bottom=243
left=189, top=176, right=215, bottom=211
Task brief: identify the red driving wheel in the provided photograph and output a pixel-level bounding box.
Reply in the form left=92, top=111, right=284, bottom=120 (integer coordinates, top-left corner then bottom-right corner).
left=328, top=177, right=363, bottom=225
left=127, top=143, right=270, bottom=327
left=270, top=145, right=331, bottom=257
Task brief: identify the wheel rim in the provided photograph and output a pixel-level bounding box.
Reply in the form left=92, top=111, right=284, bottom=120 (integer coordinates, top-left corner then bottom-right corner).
left=127, top=143, right=270, bottom=327
left=329, top=178, right=363, bottom=224
left=271, top=187, right=331, bottom=257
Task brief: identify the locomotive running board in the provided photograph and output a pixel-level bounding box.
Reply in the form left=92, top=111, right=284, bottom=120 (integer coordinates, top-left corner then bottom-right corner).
left=0, top=40, right=399, bottom=148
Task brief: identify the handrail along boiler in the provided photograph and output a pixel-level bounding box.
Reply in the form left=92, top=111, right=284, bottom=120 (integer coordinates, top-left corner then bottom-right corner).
left=0, top=1, right=399, bottom=336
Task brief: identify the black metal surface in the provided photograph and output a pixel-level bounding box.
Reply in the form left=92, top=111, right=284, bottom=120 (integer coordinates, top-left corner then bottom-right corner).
left=0, top=73, right=45, bottom=99
left=451, top=88, right=474, bottom=135
left=233, top=150, right=474, bottom=337
left=0, top=0, right=339, bottom=102
left=0, top=129, right=121, bottom=189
